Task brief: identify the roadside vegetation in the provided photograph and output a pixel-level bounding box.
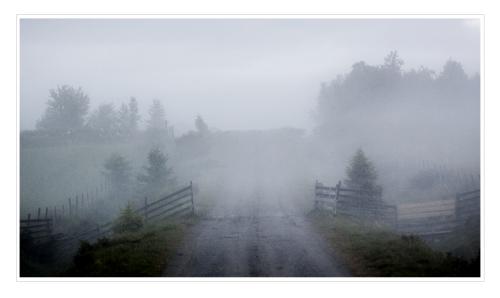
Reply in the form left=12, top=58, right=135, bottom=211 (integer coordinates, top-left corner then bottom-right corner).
left=309, top=210, right=479, bottom=277
left=21, top=205, right=198, bottom=277
left=67, top=220, right=195, bottom=277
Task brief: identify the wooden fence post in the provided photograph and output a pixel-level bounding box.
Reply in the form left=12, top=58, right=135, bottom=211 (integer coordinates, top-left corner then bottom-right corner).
left=37, top=208, right=41, bottom=220
left=314, top=180, right=318, bottom=210
left=47, top=216, right=52, bottom=233
left=394, top=205, right=399, bottom=230
left=45, top=207, right=49, bottom=219
left=334, top=181, right=341, bottom=215
left=75, top=195, right=79, bottom=217
left=53, top=206, right=57, bottom=222
left=27, top=213, right=31, bottom=224
left=144, top=197, right=148, bottom=222
left=190, top=181, right=195, bottom=215
left=68, top=198, right=72, bottom=216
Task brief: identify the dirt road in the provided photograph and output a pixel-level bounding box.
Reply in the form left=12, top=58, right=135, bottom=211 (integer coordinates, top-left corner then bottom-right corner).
left=164, top=195, right=349, bottom=277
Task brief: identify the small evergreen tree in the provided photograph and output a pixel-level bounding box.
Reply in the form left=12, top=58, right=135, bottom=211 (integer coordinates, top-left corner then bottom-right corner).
left=195, top=115, right=209, bottom=135
left=116, top=97, right=141, bottom=135
left=147, top=100, right=167, bottom=131
left=117, top=103, right=130, bottom=135
left=344, top=149, right=381, bottom=195
left=102, top=153, right=132, bottom=198
left=137, top=148, right=173, bottom=195
left=112, top=204, right=143, bottom=234
left=128, top=97, right=140, bottom=133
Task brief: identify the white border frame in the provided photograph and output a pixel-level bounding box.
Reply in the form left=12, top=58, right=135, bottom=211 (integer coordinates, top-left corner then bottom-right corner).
left=16, top=14, right=485, bottom=282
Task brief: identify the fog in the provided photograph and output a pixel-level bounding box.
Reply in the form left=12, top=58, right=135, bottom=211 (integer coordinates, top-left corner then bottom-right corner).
left=20, top=18, right=480, bottom=220
left=20, top=18, right=479, bottom=133
left=18, top=18, right=483, bottom=279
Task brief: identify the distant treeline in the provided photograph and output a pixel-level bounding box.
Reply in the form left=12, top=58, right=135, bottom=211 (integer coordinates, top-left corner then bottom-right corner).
left=316, top=51, right=479, bottom=124
left=28, top=85, right=210, bottom=139
left=313, top=52, right=480, bottom=167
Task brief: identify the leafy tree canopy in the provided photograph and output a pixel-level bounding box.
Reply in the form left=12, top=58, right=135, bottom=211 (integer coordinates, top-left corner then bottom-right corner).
left=87, top=103, right=117, bottom=135
left=37, top=85, right=90, bottom=132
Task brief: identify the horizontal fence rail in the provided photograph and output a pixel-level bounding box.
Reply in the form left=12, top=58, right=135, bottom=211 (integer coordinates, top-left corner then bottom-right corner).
left=456, top=189, right=480, bottom=227
left=20, top=182, right=195, bottom=246
left=140, top=182, right=194, bottom=223
left=397, top=189, right=480, bottom=239
left=314, top=180, right=397, bottom=228
left=67, top=182, right=195, bottom=243
left=20, top=217, right=53, bottom=243
left=315, top=181, right=480, bottom=240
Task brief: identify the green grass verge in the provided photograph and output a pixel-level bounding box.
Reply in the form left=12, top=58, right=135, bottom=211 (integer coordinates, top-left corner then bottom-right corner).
left=65, top=216, right=198, bottom=277
left=309, top=210, right=479, bottom=277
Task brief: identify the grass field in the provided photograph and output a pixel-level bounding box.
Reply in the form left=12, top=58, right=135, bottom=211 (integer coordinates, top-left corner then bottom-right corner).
left=20, top=133, right=178, bottom=217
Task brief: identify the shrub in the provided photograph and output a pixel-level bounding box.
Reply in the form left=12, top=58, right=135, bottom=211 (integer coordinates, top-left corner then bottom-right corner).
left=112, top=204, right=143, bottom=234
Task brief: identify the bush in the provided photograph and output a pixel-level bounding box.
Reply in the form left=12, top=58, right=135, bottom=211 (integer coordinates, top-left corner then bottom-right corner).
left=112, top=204, right=143, bottom=234
left=67, top=221, right=188, bottom=277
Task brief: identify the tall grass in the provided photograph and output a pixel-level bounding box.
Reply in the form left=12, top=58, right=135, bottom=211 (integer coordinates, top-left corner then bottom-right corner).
left=309, top=210, right=479, bottom=277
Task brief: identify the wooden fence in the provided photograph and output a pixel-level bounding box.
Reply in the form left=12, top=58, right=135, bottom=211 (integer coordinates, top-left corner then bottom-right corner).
left=395, top=189, right=480, bottom=239
left=456, top=189, right=480, bottom=227
left=315, top=181, right=397, bottom=228
left=397, top=199, right=456, bottom=237
left=49, top=182, right=195, bottom=244
left=22, top=179, right=111, bottom=230
left=20, top=216, right=53, bottom=244
left=137, top=182, right=194, bottom=223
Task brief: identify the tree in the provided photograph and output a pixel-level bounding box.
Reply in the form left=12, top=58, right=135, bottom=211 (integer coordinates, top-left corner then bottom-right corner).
left=112, top=204, right=143, bottom=234
left=147, top=100, right=166, bottom=131
left=117, top=103, right=130, bottom=135
left=128, top=97, right=140, bottom=133
left=437, top=60, right=469, bottom=94
left=383, top=50, right=404, bottom=73
left=137, top=148, right=173, bottom=195
left=102, top=153, right=132, bottom=198
left=438, top=60, right=468, bottom=83
left=344, top=149, right=381, bottom=195
left=116, top=97, right=141, bottom=135
left=87, top=103, right=118, bottom=136
left=195, top=115, right=209, bottom=135
left=36, top=85, right=90, bottom=133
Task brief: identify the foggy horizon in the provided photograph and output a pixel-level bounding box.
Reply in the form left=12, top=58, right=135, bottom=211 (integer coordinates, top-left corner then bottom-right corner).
left=19, top=17, right=481, bottom=278
left=20, top=18, right=480, bottom=134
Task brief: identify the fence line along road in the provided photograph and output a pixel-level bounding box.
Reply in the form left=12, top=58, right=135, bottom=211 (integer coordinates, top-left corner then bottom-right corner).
left=20, top=216, right=53, bottom=244
left=314, top=180, right=397, bottom=228
left=20, top=182, right=195, bottom=246
left=315, top=181, right=480, bottom=241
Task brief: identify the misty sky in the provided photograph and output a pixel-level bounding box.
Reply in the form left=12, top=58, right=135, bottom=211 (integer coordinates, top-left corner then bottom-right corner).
left=20, top=18, right=480, bottom=134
